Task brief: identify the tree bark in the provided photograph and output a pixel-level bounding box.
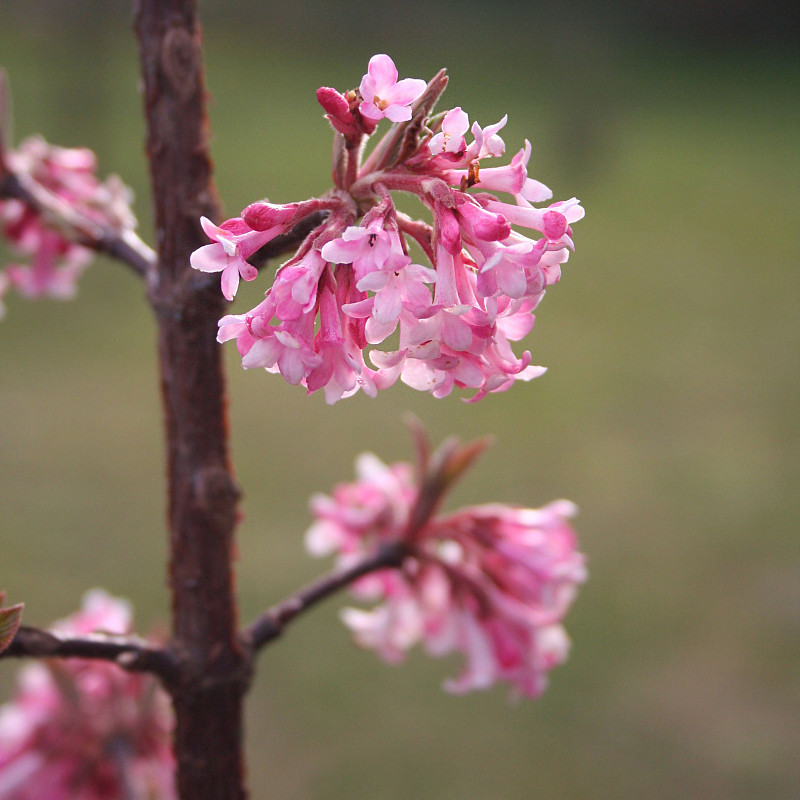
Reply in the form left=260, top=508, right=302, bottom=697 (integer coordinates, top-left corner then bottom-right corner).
left=133, top=3, right=248, bottom=798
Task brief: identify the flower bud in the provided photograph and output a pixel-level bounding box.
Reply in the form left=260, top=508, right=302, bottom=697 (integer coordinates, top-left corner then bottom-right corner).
left=242, top=201, right=297, bottom=231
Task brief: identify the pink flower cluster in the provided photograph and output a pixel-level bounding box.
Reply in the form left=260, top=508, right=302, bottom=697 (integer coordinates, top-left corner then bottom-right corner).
left=192, top=54, right=583, bottom=403
left=306, top=453, right=586, bottom=698
left=0, top=137, right=135, bottom=318
left=0, top=591, right=175, bottom=800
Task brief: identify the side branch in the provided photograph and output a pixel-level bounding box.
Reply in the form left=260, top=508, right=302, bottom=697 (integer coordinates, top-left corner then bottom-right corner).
left=0, top=170, right=155, bottom=278
left=2, top=625, right=178, bottom=683
left=244, top=541, right=407, bottom=653
left=248, top=210, right=330, bottom=269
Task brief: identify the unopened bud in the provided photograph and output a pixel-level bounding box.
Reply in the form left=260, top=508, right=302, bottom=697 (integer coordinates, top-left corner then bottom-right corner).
left=542, top=210, right=567, bottom=241
left=243, top=201, right=296, bottom=231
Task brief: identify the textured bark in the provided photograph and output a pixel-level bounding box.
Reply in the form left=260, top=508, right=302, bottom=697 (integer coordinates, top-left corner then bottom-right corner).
left=133, top=3, right=248, bottom=798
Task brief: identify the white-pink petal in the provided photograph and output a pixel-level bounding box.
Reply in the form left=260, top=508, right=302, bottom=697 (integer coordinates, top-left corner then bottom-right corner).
left=363, top=54, right=398, bottom=94
left=190, top=243, right=227, bottom=273
left=220, top=265, right=240, bottom=301
left=386, top=77, right=427, bottom=106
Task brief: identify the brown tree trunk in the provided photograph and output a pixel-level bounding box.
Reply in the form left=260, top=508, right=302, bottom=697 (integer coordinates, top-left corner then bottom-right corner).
left=133, top=3, right=249, bottom=798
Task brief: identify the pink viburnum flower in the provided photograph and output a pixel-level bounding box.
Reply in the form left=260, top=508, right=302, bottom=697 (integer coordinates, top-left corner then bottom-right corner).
left=0, top=136, right=137, bottom=314
left=0, top=591, right=175, bottom=800
left=428, top=107, right=470, bottom=155
left=190, top=55, right=583, bottom=402
left=189, top=217, right=263, bottom=301
left=358, top=54, right=427, bottom=123
left=306, top=451, right=586, bottom=698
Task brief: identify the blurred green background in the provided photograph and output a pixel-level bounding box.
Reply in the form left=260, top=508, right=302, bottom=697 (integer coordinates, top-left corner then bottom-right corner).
left=1, top=1, right=798, bottom=798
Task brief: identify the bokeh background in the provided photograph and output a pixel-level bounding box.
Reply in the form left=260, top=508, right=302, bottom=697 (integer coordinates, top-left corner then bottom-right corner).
left=1, top=1, right=798, bottom=798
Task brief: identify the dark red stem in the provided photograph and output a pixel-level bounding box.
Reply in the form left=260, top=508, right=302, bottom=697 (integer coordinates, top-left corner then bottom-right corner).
left=133, top=2, right=248, bottom=798
left=2, top=625, right=178, bottom=682
left=245, top=541, right=407, bottom=652
left=0, top=170, right=155, bottom=278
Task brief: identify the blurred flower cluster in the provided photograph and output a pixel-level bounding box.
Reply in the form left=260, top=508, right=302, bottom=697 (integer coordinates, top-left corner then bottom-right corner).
left=0, top=591, right=175, bottom=800
left=192, top=54, right=584, bottom=403
left=306, top=448, right=586, bottom=698
left=0, top=136, right=135, bottom=319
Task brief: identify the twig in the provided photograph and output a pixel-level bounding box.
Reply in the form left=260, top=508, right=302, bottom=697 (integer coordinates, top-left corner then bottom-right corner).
left=0, top=170, right=155, bottom=278
left=244, top=541, right=407, bottom=653
left=247, top=209, right=330, bottom=268
left=2, top=625, right=178, bottom=683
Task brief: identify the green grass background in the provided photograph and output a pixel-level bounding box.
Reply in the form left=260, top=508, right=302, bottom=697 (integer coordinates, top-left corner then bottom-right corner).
left=1, top=2, right=798, bottom=798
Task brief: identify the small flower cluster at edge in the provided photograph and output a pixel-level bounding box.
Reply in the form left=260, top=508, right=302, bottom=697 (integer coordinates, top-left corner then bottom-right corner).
left=0, top=590, right=175, bottom=800
left=0, top=137, right=135, bottom=319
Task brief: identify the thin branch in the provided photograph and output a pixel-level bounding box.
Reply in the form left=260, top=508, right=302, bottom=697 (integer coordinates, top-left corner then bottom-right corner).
left=2, top=625, right=179, bottom=683
left=0, top=170, right=155, bottom=278
left=396, top=211, right=434, bottom=263
left=243, top=541, right=407, bottom=653
left=246, top=209, right=330, bottom=269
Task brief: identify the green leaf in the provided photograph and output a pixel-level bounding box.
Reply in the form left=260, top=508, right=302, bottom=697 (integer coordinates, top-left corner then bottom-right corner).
left=0, top=602, right=23, bottom=653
